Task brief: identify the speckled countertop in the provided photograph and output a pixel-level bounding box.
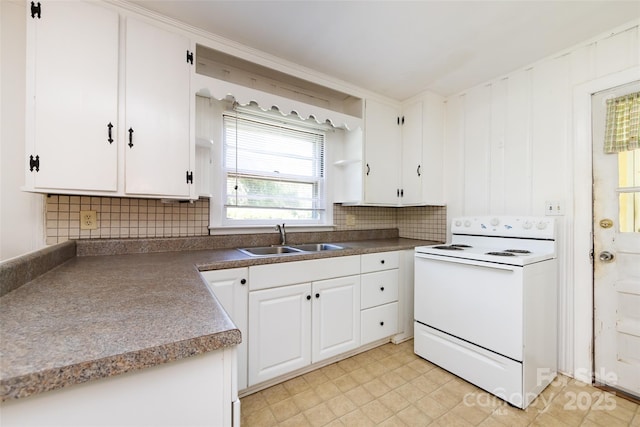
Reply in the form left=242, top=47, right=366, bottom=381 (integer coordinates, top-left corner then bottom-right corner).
left=0, top=232, right=435, bottom=401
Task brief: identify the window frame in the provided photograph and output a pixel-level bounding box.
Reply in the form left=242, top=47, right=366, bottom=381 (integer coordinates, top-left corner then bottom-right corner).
left=212, top=107, right=333, bottom=229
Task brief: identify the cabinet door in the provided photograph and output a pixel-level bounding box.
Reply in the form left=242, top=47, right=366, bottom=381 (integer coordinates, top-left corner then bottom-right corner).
left=27, top=1, right=118, bottom=192
left=125, top=18, right=191, bottom=198
left=200, top=268, right=248, bottom=391
left=400, top=101, right=423, bottom=205
left=311, top=275, right=361, bottom=363
left=248, top=283, right=311, bottom=386
left=421, top=93, right=445, bottom=204
left=364, top=99, right=401, bottom=204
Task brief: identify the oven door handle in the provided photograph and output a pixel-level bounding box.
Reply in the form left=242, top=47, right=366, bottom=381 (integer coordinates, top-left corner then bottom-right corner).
left=414, top=253, right=518, bottom=271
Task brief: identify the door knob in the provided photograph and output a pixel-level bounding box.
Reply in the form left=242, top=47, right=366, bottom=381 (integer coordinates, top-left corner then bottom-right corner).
left=599, top=251, right=614, bottom=262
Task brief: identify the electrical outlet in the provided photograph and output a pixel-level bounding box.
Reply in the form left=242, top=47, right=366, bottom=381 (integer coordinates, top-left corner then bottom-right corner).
left=346, top=214, right=356, bottom=226
left=80, top=210, right=97, bottom=230
left=544, top=201, right=564, bottom=216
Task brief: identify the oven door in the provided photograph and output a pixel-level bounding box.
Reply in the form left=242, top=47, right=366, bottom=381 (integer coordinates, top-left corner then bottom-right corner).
left=414, top=253, right=523, bottom=361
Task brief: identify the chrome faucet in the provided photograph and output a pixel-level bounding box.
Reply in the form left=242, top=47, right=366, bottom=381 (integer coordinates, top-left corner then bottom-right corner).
left=275, top=223, right=286, bottom=245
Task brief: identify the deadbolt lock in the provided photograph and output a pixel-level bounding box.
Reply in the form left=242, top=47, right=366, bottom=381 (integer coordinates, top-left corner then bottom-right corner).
left=599, top=219, right=613, bottom=229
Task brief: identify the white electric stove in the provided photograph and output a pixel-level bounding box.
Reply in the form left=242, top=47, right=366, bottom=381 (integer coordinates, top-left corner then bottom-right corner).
left=414, top=216, right=558, bottom=409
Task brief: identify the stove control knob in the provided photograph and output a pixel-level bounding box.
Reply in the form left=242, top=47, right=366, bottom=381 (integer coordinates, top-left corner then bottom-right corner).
left=490, top=218, right=499, bottom=226
left=464, top=220, right=471, bottom=227
left=536, top=221, right=547, bottom=230
left=454, top=220, right=462, bottom=227
left=523, top=221, right=533, bottom=230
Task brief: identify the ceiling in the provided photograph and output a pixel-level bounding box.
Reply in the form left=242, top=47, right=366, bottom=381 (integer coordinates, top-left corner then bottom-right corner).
left=130, top=1, right=640, bottom=100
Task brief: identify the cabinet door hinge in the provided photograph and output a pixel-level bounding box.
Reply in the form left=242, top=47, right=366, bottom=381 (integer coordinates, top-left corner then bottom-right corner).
left=29, top=155, right=40, bottom=172
left=186, top=50, right=194, bottom=65
left=186, top=170, right=193, bottom=184
left=30, top=1, right=41, bottom=19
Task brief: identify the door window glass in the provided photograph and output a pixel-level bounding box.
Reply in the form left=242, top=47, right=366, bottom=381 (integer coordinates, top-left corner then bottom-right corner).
left=618, top=149, right=640, bottom=232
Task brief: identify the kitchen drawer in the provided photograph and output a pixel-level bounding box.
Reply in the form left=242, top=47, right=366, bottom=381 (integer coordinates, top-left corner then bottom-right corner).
left=361, top=269, right=398, bottom=309
left=361, top=302, right=398, bottom=345
left=249, top=255, right=360, bottom=291
left=361, top=251, right=399, bottom=273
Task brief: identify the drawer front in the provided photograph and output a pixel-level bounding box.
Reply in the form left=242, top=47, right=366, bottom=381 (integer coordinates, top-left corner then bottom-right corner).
left=249, top=255, right=360, bottom=291
left=361, top=269, right=398, bottom=309
left=414, top=322, right=523, bottom=408
left=361, top=302, right=398, bottom=345
left=361, top=251, right=399, bottom=273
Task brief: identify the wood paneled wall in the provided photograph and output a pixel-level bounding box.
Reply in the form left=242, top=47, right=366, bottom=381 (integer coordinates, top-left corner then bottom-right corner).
left=443, top=23, right=640, bottom=374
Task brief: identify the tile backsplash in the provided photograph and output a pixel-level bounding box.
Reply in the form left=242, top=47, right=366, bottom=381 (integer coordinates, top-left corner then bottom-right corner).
left=46, top=196, right=446, bottom=245
left=45, top=196, right=209, bottom=245
left=333, top=204, right=446, bottom=242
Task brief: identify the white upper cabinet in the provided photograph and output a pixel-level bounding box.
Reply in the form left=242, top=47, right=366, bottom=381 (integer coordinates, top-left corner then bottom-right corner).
left=340, top=94, right=444, bottom=206
left=399, top=100, right=423, bottom=205
left=25, top=1, right=119, bottom=192
left=124, top=17, right=192, bottom=198
left=24, top=2, right=196, bottom=199
left=419, top=92, right=445, bottom=205
left=363, top=99, right=402, bottom=205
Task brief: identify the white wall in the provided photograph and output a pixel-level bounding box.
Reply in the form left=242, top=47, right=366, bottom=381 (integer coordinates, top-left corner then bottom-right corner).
left=1, top=0, right=45, bottom=262
left=443, top=22, right=640, bottom=374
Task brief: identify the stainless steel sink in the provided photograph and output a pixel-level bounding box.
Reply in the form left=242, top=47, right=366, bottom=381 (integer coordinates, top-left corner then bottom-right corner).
left=289, top=243, right=345, bottom=252
left=238, top=243, right=346, bottom=256
left=237, top=246, right=304, bottom=256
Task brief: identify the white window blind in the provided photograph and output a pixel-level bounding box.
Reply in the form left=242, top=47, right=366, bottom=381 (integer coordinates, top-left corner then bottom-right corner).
left=223, top=111, right=326, bottom=223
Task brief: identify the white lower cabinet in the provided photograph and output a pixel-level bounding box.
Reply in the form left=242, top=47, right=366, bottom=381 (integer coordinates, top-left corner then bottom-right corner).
left=240, top=250, right=407, bottom=389
left=362, top=302, right=399, bottom=345
left=248, top=275, right=361, bottom=387
left=0, top=348, right=238, bottom=427
left=200, top=268, right=249, bottom=391
left=360, top=252, right=401, bottom=345
left=312, top=275, right=361, bottom=363
left=248, top=283, right=312, bottom=386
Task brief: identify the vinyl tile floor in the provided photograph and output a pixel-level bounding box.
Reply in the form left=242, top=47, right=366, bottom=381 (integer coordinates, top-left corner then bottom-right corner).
left=240, top=340, right=640, bottom=426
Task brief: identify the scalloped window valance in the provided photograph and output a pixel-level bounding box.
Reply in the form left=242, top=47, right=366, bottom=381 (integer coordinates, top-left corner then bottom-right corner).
left=192, top=73, right=363, bottom=131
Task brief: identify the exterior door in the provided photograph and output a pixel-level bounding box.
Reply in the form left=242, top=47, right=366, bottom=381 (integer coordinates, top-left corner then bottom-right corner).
left=592, top=82, right=640, bottom=399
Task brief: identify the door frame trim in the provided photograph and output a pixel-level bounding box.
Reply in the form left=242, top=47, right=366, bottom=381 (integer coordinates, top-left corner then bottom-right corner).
left=572, top=65, right=640, bottom=385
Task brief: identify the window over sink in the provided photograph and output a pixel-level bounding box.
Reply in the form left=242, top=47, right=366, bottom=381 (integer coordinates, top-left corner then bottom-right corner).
left=220, top=105, right=328, bottom=226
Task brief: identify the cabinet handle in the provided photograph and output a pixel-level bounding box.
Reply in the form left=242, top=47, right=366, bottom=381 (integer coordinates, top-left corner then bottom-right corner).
left=417, top=165, right=421, bottom=177
left=366, top=163, right=370, bottom=176
left=401, top=116, right=405, bottom=125
left=240, top=279, right=246, bottom=285
left=400, top=189, right=404, bottom=197
left=107, top=122, right=113, bottom=144
left=306, top=295, right=311, bottom=300
left=380, top=286, right=385, bottom=291
left=397, top=189, right=400, bottom=197
left=380, top=321, right=385, bottom=326
left=128, top=128, right=134, bottom=148
left=380, top=260, right=385, bottom=264
left=315, top=293, right=320, bottom=299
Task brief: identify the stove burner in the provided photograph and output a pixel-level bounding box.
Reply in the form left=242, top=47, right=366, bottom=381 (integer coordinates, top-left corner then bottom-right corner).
left=486, top=251, right=516, bottom=256
left=504, top=249, right=532, bottom=254
left=451, top=244, right=472, bottom=248
left=433, top=245, right=464, bottom=250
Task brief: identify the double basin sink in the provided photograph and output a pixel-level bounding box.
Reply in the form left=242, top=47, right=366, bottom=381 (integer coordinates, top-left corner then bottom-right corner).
left=238, top=243, right=346, bottom=257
